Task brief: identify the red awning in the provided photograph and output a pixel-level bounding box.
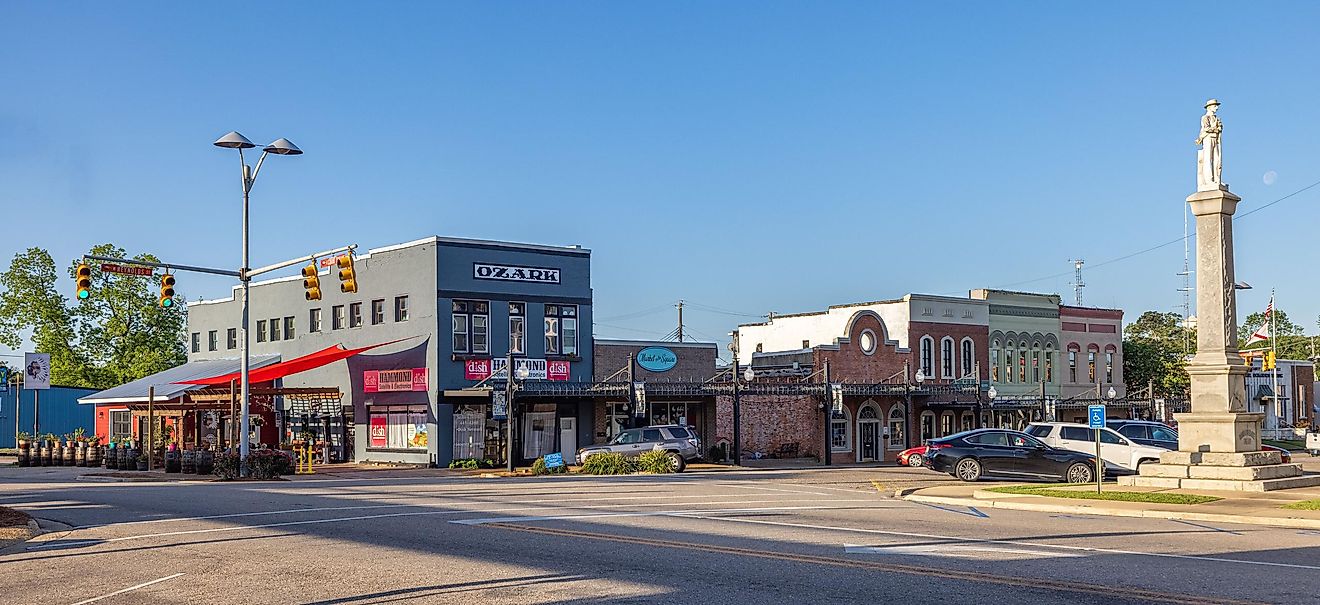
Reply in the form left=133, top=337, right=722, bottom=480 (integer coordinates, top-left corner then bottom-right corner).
left=177, top=340, right=402, bottom=386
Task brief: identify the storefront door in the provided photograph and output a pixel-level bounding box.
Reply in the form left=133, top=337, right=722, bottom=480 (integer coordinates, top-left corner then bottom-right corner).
left=859, top=421, right=881, bottom=462
left=559, top=417, right=576, bottom=461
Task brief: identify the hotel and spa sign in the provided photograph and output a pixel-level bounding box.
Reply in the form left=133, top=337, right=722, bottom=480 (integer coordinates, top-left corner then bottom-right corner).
left=364, top=368, right=429, bottom=393
left=473, top=263, right=561, bottom=284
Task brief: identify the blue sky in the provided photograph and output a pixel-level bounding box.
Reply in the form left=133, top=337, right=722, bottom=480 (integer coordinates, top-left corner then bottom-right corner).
left=4, top=2, right=1320, bottom=362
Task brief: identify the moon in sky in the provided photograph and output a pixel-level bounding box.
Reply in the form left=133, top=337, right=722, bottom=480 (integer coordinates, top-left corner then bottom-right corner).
left=1263, top=170, right=1278, bottom=185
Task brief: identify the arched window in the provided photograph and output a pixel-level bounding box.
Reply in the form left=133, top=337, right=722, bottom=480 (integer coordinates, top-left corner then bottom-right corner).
left=1088, top=344, right=1099, bottom=383
left=919, top=336, right=934, bottom=379
left=1068, top=344, right=1080, bottom=383
left=830, top=406, right=852, bottom=452
left=940, top=412, right=954, bottom=437
left=960, top=338, right=974, bottom=378
left=887, top=406, right=905, bottom=449
left=1031, top=339, right=1042, bottom=384
left=1005, top=341, right=1015, bottom=383
left=990, top=340, right=1000, bottom=382
left=1104, top=344, right=1116, bottom=384
left=1019, top=341, right=1028, bottom=383
left=961, top=412, right=974, bottom=432
left=920, top=411, right=936, bottom=442
left=1044, top=344, right=1055, bottom=383
left=940, top=336, right=955, bottom=379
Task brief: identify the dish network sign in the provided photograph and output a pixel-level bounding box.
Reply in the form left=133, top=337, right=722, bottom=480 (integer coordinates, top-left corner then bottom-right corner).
left=364, top=368, right=428, bottom=393
left=465, top=358, right=570, bottom=381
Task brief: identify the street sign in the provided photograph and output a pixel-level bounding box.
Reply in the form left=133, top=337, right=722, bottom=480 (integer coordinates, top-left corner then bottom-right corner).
left=99, top=263, right=153, bottom=277
left=830, top=383, right=844, bottom=415
left=23, top=353, right=50, bottom=390
left=543, top=453, right=565, bottom=469
left=1088, top=404, right=1106, bottom=429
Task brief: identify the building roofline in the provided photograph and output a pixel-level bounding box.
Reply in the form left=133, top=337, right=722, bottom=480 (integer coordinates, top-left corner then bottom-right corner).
left=594, top=338, right=717, bottom=349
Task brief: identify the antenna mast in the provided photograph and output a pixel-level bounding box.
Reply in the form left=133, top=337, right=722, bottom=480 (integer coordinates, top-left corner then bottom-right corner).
left=1068, top=259, right=1086, bottom=306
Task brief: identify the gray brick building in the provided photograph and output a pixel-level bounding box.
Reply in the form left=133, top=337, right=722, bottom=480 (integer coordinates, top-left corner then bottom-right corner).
left=187, top=236, right=593, bottom=466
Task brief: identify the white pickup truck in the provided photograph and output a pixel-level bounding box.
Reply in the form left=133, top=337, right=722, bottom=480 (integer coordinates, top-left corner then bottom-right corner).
left=1025, top=422, right=1169, bottom=473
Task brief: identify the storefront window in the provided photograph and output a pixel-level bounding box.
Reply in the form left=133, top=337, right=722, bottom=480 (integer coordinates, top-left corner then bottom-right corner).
left=888, top=407, right=905, bottom=449
left=368, top=406, right=428, bottom=450
left=940, top=413, right=953, bottom=437
left=109, top=410, right=131, bottom=440
left=920, top=412, right=935, bottom=442
left=545, top=305, right=578, bottom=355
left=831, top=409, right=850, bottom=451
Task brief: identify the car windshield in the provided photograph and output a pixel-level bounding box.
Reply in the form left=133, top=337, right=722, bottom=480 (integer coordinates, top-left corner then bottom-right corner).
left=611, top=431, right=636, bottom=445
left=1024, top=425, right=1052, bottom=437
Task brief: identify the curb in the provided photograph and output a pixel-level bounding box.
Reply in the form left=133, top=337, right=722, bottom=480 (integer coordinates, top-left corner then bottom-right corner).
left=903, top=493, right=1320, bottom=530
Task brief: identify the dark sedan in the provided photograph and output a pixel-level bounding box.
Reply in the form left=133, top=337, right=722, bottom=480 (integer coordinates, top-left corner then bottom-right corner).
left=925, top=429, right=1099, bottom=483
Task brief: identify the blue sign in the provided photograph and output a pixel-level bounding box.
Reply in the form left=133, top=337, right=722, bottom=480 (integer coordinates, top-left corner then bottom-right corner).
left=637, top=347, right=678, bottom=373
left=0, top=366, right=7, bottom=393
left=1088, top=405, right=1106, bottom=429
left=543, top=453, right=565, bottom=469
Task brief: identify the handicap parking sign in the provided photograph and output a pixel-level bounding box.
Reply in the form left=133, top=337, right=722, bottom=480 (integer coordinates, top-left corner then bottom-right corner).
left=1088, top=404, right=1106, bottom=429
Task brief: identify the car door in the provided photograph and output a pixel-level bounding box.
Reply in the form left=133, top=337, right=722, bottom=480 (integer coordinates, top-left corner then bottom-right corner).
left=1115, top=424, right=1151, bottom=448
left=1054, top=426, right=1092, bottom=456
left=1007, top=433, right=1056, bottom=477
left=1098, top=428, right=1135, bottom=470
left=1148, top=425, right=1179, bottom=451
left=965, top=431, right=1013, bottom=475
left=640, top=428, right=664, bottom=455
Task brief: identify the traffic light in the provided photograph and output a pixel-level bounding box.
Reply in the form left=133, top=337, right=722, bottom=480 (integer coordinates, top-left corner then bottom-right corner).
left=302, top=263, right=322, bottom=301
left=336, top=255, right=357, bottom=294
left=158, top=273, right=176, bottom=308
left=75, top=263, right=92, bottom=300
left=1265, top=350, right=1276, bottom=370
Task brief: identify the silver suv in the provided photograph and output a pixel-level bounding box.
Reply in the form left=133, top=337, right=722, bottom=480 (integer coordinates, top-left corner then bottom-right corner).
left=577, top=425, right=701, bottom=472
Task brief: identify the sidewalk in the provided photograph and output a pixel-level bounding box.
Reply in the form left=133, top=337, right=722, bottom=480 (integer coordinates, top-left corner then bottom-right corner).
left=905, top=481, right=1320, bottom=529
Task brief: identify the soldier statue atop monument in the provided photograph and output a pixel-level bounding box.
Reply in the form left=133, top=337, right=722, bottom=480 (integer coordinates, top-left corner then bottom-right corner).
left=1196, top=99, right=1224, bottom=190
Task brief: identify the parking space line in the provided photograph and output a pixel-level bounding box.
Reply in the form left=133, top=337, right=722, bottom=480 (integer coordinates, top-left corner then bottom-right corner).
left=68, top=572, right=184, bottom=605
left=452, top=504, right=873, bottom=526
left=1171, top=519, right=1242, bottom=535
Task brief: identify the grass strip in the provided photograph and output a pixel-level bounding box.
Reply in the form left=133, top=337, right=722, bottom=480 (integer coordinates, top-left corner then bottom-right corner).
left=1282, top=499, right=1320, bottom=511
left=984, top=485, right=1220, bottom=505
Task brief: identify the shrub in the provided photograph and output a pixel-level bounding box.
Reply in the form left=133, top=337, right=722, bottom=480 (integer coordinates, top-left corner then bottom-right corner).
left=531, top=456, right=568, bottom=475
left=579, top=452, right=637, bottom=475
left=449, top=458, right=479, bottom=469
left=212, top=449, right=293, bottom=480
left=637, top=449, right=678, bottom=474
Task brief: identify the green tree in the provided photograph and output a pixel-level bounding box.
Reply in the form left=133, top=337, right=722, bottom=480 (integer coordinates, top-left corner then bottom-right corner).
left=1123, top=311, right=1194, bottom=397
left=0, top=245, right=187, bottom=388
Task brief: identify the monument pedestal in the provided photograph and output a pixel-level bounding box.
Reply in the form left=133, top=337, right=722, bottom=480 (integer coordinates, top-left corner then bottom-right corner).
left=1119, top=182, right=1320, bottom=492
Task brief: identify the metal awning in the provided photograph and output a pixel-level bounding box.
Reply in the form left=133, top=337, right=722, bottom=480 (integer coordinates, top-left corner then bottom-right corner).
left=77, top=356, right=280, bottom=405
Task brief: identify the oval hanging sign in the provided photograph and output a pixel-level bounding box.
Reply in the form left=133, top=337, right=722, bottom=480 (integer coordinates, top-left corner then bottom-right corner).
left=637, top=347, right=678, bottom=373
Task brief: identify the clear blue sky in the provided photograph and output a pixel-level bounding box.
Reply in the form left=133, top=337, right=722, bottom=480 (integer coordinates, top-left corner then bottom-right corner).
left=5, top=2, right=1320, bottom=362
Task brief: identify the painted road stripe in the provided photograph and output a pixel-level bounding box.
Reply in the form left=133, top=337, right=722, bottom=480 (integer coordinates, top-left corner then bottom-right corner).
left=1172, top=519, right=1243, bottom=535
left=68, top=573, right=184, bottom=605
left=486, top=523, right=1262, bottom=605
left=20, top=500, right=877, bottom=551
left=451, top=504, right=868, bottom=526
left=843, top=543, right=1085, bottom=559
left=910, top=501, right=988, bottom=518
left=713, top=483, right=833, bottom=496
left=681, top=514, right=1320, bottom=572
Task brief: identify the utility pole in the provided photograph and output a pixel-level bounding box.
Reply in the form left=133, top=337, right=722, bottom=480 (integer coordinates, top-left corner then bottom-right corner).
left=731, top=357, right=742, bottom=467
left=822, top=359, right=831, bottom=467
left=1178, top=204, right=1193, bottom=355
left=676, top=300, right=684, bottom=343
left=505, top=351, right=515, bottom=474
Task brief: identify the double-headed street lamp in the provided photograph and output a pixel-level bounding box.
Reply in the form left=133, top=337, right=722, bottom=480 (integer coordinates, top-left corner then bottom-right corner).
left=213, top=132, right=303, bottom=472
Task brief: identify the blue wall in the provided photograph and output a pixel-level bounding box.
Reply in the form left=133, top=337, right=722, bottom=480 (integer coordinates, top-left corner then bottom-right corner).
left=0, top=387, right=96, bottom=447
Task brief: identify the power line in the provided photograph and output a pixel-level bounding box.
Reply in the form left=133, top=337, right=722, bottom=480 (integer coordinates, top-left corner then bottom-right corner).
left=683, top=300, right=765, bottom=318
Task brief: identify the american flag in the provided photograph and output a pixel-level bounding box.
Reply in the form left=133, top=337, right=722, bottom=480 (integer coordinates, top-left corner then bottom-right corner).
left=1246, top=294, right=1274, bottom=346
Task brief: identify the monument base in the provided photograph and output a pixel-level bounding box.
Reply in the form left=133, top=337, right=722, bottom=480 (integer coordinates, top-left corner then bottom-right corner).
left=1118, top=450, right=1320, bottom=492
left=1173, top=410, right=1261, bottom=453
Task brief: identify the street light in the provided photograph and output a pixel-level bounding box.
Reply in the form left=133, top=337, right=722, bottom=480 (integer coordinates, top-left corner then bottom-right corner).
left=914, top=369, right=926, bottom=385
left=213, top=131, right=302, bottom=475
left=1107, top=386, right=1117, bottom=400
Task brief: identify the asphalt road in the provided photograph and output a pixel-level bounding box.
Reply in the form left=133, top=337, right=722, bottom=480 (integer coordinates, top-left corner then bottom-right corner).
left=1, top=465, right=1318, bottom=605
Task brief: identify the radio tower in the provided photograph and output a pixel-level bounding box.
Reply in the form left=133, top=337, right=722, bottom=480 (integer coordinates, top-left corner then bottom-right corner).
left=1068, top=259, right=1085, bottom=306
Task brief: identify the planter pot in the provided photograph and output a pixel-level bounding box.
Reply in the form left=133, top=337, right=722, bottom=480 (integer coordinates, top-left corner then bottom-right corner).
left=181, top=450, right=196, bottom=474
left=164, top=449, right=181, bottom=473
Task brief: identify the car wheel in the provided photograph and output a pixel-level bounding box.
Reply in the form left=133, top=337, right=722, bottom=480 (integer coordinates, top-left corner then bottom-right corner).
left=908, top=453, right=924, bottom=468
left=667, top=451, right=686, bottom=473
left=954, top=457, right=982, bottom=482
left=1066, top=463, right=1093, bottom=484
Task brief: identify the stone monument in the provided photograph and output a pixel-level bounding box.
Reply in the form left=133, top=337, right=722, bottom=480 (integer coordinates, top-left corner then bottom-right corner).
left=1121, top=100, right=1320, bottom=491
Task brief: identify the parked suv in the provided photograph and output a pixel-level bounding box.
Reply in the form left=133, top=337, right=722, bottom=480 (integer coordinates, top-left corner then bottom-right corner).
left=1106, top=420, right=1179, bottom=450
left=577, top=425, right=701, bottom=472
left=1025, top=422, right=1168, bottom=473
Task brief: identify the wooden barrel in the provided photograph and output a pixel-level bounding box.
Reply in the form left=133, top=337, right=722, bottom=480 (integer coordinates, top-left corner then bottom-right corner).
left=17, top=443, right=29, bottom=467
left=180, top=450, right=196, bottom=474
left=87, top=446, right=100, bottom=468
left=67, top=444, right=80, bottom=467
left=52, top=444, right=64, bottom=466
left=164, top=449, right=180, bottom=473
left=196, top=450, right=214, bottom=475
left=103, top=447, right=114, bottom=468
left=41, top=445, right=52, bottom=466
left=116, top=447, right=128, bottom=471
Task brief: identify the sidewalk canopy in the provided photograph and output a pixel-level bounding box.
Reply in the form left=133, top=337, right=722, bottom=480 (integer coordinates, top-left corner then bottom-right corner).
left=176, top=340, right=402, bottom=387
left=77, top=356, right=282, bottom=405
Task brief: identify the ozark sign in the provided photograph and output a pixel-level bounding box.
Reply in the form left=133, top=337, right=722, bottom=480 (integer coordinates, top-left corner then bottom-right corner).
left=473, top=263, right=561, bottom=284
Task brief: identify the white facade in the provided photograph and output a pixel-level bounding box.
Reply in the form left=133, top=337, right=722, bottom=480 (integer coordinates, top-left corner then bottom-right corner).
left=733, top=294, right=988, bottom=364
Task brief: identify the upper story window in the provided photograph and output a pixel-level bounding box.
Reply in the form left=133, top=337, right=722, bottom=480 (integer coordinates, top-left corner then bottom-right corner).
left=349, top=303, right=363, bottom=328
left=395, top=296, right=409, bottom=322
left=310, top=308, right=323, bottom=333
left=960, top=338, right=974, bottom=377
left=1067, top=344, right=1079, bottom=383
left=990, top=340, right=1000, bottom=382
left=509, top=302, right=526, bottom=355
left=919, top=336, right=934, bottom=379
left=332, top=305, right=345, bottom=330
left=208, top=330, right=217, bottom=352
left=227, top=328, right=237, bottom=350
left=283, top=316, right=295, bottom=340
left=256, top=321, right=267, bottom=343
left=940, top=337, right=954, bottom=379
left=191, top=332, right=200, bottom=353
left=1105, top=349, right=1114, bottom=383
left=371, top=299, right=385, bottom=325
left=453, top=300, right=489, bottom=354
left=545, top=304, right=578, bottom=356
left=268, top=318, right=281, bottom=342
left=1088, top=350, right=1097, bottom=383
left=1045, top=347, right=1054, bottom=382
